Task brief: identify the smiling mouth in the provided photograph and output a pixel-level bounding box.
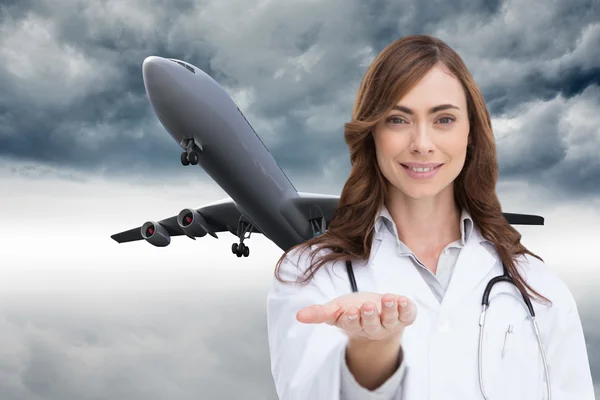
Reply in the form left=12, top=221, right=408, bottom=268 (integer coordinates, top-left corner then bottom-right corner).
left=400, top=164, right=443, bottom=173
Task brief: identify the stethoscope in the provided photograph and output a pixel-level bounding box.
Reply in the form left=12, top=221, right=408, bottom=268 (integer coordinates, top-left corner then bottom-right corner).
left=345, top=260, right=551, bottom=399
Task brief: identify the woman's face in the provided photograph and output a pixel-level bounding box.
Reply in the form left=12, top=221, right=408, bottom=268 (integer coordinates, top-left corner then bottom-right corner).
left=372, top=64, right=470, bottom=201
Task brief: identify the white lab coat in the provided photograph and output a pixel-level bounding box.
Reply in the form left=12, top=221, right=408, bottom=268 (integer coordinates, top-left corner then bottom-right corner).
left=266, top=224, right=595, bottom=400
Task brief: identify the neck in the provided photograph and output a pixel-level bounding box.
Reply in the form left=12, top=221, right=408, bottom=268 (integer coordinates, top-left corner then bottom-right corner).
left=385, top=185, right=462, bottom=254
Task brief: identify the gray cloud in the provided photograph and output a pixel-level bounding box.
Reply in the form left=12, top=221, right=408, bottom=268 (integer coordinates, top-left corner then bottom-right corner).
left=0, top=0, right=598, bottom=196
left=580, top=301, right=600, bottom=398
left=494, top=84, right=600, bottom=195
left=435, top=0, right=600, bottom=113
left=1, top=2, right=598, bottom=398
left=0, top=289, right=278, bottom=400
left=0, top=284, right=597, bottom=399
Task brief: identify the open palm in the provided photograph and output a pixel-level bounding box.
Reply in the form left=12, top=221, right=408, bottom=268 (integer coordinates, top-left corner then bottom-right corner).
left=296, top=292, right=417, bottom=341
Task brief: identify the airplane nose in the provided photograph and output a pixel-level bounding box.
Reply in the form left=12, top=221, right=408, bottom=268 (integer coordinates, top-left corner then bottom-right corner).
left=141, top=56, right=182, bottom=112
left=141, top=55, right=224, bottom=144
left=141, top=56, right=190, bottom=140
left=142, top=56, right=165, bottom=78
left=142, top=56, right=170, bottom=96
left=142, top=56, right=159, bottom=80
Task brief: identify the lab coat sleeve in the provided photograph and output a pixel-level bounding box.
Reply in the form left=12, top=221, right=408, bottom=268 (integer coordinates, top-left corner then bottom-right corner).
left=340, top=347, right=407, bottom=400
left=545, top=290, right=595, bottom=399
left=267, top=250, right=406, bottom=400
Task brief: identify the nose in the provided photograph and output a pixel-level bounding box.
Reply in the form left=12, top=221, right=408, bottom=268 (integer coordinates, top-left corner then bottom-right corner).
left=410, top=124, right=435, bottom=154
left=142, top=56, right=176, bottom=102
left=142, top=56, right=162, bottom=80
left=142, top=56, right=192, bottom=138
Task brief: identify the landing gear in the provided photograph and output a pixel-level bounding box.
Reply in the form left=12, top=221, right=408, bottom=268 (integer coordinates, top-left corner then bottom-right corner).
left=181, top=150, right=199, bottom=165
left=232, top=218, right=253, bottom=257
left=309, top=216, right=326, bottom=237
left=232, top=242, right=249, bottom=257
left=180, top=138, right=202, bottom=166
left=181, top=152, right=190, bottom=165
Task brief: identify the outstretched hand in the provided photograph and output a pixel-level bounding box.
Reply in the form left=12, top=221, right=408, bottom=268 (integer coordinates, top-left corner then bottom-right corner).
left=296, top=292, right=417, bottom=342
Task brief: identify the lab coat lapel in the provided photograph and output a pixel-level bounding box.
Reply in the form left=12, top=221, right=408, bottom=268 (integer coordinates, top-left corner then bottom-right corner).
left=372, top=231, right=440, bottom=312
left=440, top=228, right=498, bottom=313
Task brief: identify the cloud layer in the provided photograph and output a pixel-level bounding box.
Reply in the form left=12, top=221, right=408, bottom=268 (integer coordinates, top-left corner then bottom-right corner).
left=1, top=0, right=599, bottom=398
left=0, top=290, right=278, bottom=399
left=0, top=285, right=596, bottom=399
left=0, top=0, right=598, bottom=196
left=1, top=173, right=599, bottom=398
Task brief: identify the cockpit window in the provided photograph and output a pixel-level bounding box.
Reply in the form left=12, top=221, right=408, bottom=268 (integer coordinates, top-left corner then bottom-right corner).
left=167, top=58, right=195, bottom=74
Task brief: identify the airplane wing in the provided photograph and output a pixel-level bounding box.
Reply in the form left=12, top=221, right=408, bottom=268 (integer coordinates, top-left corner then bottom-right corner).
left=110, top=197, right=261, bottom=246
left=292, top=192, right=545, bottom=227
left=290, top=192, right=342, bottom=227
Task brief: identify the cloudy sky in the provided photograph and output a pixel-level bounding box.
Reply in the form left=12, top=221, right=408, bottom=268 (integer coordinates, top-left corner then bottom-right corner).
left=0, top=0, right=599, bottom=398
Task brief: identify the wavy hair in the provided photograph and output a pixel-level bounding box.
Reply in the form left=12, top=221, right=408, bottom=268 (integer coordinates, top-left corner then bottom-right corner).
left=274, top=34, right=550, bottom=305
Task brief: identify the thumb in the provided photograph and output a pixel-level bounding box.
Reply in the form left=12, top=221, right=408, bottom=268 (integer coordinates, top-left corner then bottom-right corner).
left=296, top=301, right=341, bottom=325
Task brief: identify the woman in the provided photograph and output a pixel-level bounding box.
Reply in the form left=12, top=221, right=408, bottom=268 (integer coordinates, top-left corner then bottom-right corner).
left=266, top=35, right=594, bottom=400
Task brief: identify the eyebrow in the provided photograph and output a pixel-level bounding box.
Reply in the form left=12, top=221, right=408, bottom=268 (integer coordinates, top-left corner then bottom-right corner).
left=391, top=104, right=460, bottom=114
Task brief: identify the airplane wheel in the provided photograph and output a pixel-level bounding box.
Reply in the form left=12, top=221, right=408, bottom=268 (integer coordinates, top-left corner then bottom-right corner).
left=188, top=151, right=199, bottom=165
left=239, top=243, right=246, bottom=252
left=181, top=152, right=189, bottom=166
left=232, top=243, right=238, bottom=254
left=243, top=246, right=249, bottom=257
left=236, top=250, right=242, bottom=257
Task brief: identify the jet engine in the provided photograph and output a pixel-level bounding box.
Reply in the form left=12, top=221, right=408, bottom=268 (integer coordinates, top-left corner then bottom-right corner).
left=177, top=208, right=209, bottom=237
left=140, top=221, right=171, bottom=247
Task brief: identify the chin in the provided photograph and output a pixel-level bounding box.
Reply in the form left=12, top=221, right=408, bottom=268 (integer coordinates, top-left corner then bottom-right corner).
left=403, top=188, right=441, bottom=200
left=393, top=181, right=448, bottom=200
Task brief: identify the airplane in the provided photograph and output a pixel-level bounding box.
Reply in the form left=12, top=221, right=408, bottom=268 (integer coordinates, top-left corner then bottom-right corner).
left=110, top=56, right=544, bottom=257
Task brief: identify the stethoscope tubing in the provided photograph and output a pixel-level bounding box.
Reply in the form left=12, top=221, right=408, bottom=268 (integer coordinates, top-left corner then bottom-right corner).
left=344, top=260, right=551, bottom=399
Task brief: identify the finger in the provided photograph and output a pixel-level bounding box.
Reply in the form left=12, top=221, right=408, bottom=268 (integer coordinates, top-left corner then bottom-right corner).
left=339, top=305, right=362, bottom=335
left=380, top=294, right=399, bottom=329
left=360, top=301, right=382, bottom=335
left=297, top=301, right=342, bottom=325
left=397, top=296, right=417, bottom=325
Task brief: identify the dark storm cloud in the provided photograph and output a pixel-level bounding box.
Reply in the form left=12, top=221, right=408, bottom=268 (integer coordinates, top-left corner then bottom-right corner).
left=350, top=0, right=502, bottom=54
left=495, top=84, right=600, bottom=195
left=0, top=0, right=222, bottom=181
left=0, top=0, right=599, bottom=191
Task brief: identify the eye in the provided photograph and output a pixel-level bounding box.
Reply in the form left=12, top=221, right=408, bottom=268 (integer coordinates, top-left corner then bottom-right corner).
left=437, top=116, right=455, bottom=125
left=387, top=116, right=407, bottom=125
left=386, top=115, right=456, bottom=126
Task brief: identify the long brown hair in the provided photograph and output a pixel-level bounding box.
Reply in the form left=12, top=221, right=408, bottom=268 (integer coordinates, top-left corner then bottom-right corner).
left=274, top=34, right=550, bottom=305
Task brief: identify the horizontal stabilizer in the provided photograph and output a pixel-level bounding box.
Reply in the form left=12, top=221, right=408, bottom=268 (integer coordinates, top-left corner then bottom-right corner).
left=502, top=213, right=544, bottom=225
left=292, top=192, right=544, bottom=227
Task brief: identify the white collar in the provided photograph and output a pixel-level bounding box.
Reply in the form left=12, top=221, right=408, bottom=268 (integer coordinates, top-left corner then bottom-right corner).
left=373, top=203, right=477, bottom=248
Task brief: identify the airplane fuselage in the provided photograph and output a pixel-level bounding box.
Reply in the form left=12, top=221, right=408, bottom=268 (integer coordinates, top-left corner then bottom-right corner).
left=142, top=56, right=311, bottom=250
